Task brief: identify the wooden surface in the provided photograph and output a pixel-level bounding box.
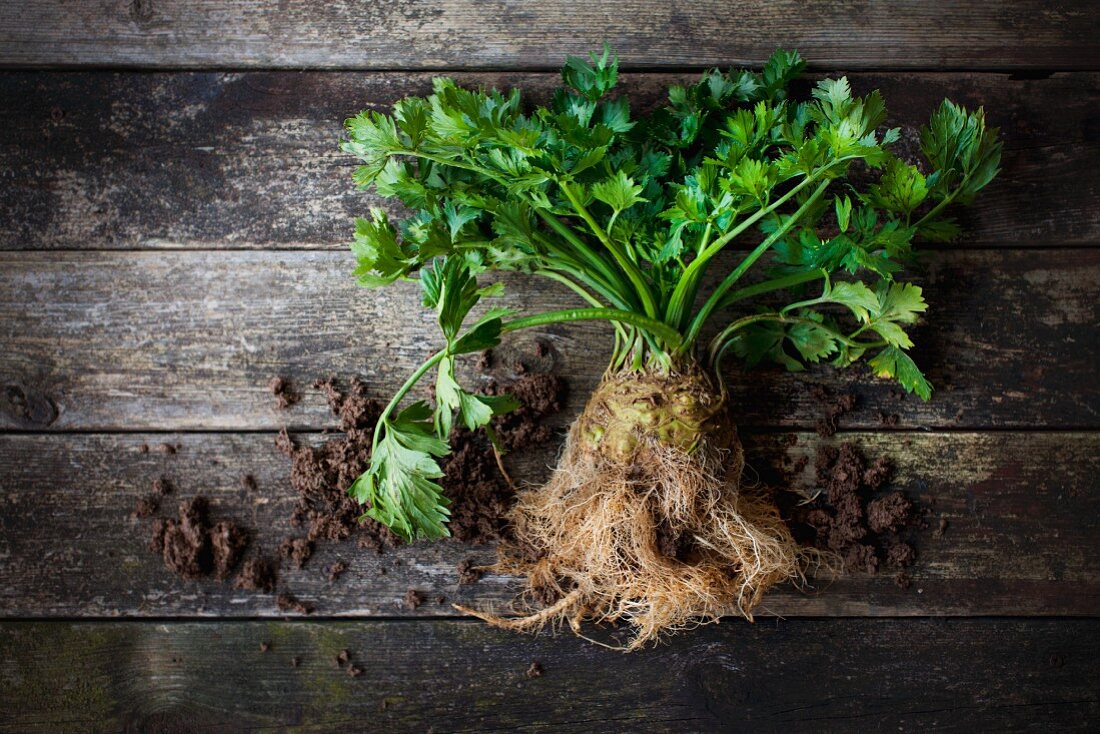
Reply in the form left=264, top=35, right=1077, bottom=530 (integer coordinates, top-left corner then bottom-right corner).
left=2, top=71, right=1097, bottom=251
left=2, top=620, right=1098, bottom=732
left=0, top=430, right=1096, bottom=618
left=0, top=2, right=1097, bottom=730
left=1, top=1, right=1096, bottom=70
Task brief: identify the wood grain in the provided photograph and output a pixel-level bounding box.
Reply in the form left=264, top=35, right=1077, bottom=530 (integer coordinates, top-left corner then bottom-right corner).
left=0, top=430, right=1095, bottom=618
left=0, top=1, right=1096, bottom=70
left=0, top=249, right=1096, bottom=432
left=2, top=71, right=1096, bottom=251
left=1, top=619, right=1097, bottom=732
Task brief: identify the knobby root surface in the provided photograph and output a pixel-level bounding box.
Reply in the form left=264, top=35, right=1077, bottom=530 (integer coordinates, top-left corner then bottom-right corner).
left=459, top=390, right=811, bottom=650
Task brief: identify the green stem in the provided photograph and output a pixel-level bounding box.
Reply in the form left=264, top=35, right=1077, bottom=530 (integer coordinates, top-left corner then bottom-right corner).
left=558, top=180, right=659, bottom=319
left=535, top=210, right=636, bottom=308
left=536, top=269, right=629, bottom=341
left=371, top=349, right=448, bottom=454
left=680, top=180, right=832, bottom=352
left=716, top=269, right=829, bottom=310
left=503, top=308, right=682, bottom=349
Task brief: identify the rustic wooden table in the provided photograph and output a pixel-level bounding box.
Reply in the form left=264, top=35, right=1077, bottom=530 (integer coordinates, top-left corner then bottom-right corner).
left=1, top=1, right=1098, bottom=731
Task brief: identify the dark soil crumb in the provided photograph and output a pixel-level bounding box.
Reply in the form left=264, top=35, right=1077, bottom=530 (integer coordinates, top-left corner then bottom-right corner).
left=811, top=387, right=858, bottom=438
left=435, top=595, right=446, bottom=605
left=235, top=556, right=277, bottom=593
left=241, top=474, right=258, bottom=492
left=403, top=589, right=424, bottom=610
left=781, top=442, right=924, bottom=575
left=270, top=376, right=300, bottom=409
left=276, top=593, right=314, bottom=615
left=525, top=661, right=543, bottom=679
left=879, top=411, right=900, bottom=427
left=894, top=572, right=912, bottom=589
left=475, top=350, right=494, bottom=372
left=153, top=477, right=173, bottom=495
left=328, top=560, right=349, bottom=582
left=348, top=665, right=363, bottom=678
left=260, top=641, right=270, bottom=653
left=336, top=649, right=350, bottom=666
left=277, top=378, right=397, bottom=558
left=159, top=442, right=177, bottom=455
left=534, top=339, right=550, bottom=358
left=457, top=559, right=483, bottom=585
left=512, top=360, right=527, bottom=375
left=134, top=495, right=159, bottom=519
left=139, top=443, right=150, bottom=454
left=444, top=374, right=567, bottom=544
left=210, top=521, right=250, bottom=580
left=291, top=656, right=301, bottom=668
left=149, top=497, right=249, bottom=581
left=280, top=537, right=315, bottom=569
left=934, top=517, right=949, bottom=538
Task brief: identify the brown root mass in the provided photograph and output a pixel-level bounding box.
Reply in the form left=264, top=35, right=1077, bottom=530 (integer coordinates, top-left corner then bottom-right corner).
left=461, top=367, right=806, bottom=650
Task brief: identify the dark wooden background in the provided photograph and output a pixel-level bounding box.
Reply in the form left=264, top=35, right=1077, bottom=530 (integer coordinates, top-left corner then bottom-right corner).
left=1, top=2, right=1098, bottom=731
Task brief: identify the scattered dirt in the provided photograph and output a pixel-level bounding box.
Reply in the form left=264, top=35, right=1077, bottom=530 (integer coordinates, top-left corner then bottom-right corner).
left=242, top=475, right=258, bottom=492
left=457, top=558, right=482, bottom=585
left=336, top=649, right=350, bottom=666
left=270, top=376, right=299, bottom=409
left=159, top=442, right=177, bottom=455
left=403, top=589, right=424, bottom=610
left=525, top=661, right=543, bottom=679
left=812, top=386, right=857, bottom=437
left=444, top=374, right=567, bottom=544
left=149, top=497, right=249, bottom=581
left=235, top=556, right=277, bottom=593
left=348, top=665, right=363, bottom=678
left=153, top=477, right=173, bottom=495
left=133, top=495, right=159, bottom=519
left=934, top=516, right=950, bottom=538
left=291, top=656, right=301, bottom=668
left=328, top=560, right=349, bottom=582
left=259, top=641, right=270, bottom=653
left=781, top=441, right=924, bottom=574
left=276, top=593, right=314, bottom=615
left=280, top=537, right=315, bottom=569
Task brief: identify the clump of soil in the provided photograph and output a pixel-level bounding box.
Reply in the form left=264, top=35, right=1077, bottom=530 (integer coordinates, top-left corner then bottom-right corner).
left=235, top=556, right=278, bottom=593
left=276, top=593, right=314, bottom=614
left=149, top=497, right=249, bottom=581
left=403, top=589, right=424, bottom=610
left=133, top=495, right=159, bottom=518
left=782, top=442, right=923, bottom=574
left=280, top=537, right=314, bottom=569
left=328, top=560, right=349, bottom=582
left=811, top=386, right=857, bottom=437
left=525, top=661, right=543, bottom=679
left=269, top=376, right=299, bottom=409
left=276, top=377, right=398, bottom=554
left=443, top=374, right=567, bottom=544
left=457, top=558, right=482, bottom=585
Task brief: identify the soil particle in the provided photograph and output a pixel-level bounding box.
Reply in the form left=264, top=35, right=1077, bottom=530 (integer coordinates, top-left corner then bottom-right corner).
left=328, top=560, right=349, bottom=582
left=783, top=441, right=923, bottom=575
left=336, top=649, right=350, bottom=666
left=153, top=477, right=173, bottom=495
left=403, top=589, right=424, bottom=610
left=348, top=665, right=363, bottom=678
left=435, top=595, right=446, bottom=605
left=894, top=572, right=912, bottom=589
left=241, top=474, right=258, bottom=492
left=139, top=443, right=149, bottom=454
left=210, top=521, right=250, bottom=580
left=133, top=495, right=159, bottom=518
left=269, top=376, right=299, bottom=409
left=444, top=374, right=566, bottom=544
left=149, top=497, right=248, bottom=581
left=235, top=556, right=277, bottom=593
left=280, top=537, right=315, bottom=569
left=259, top=641, right=270, bottom=653
left=934, top=516, right=949, bottom=538
left=475, top=350, right=493, bottom=372
left=525, top=661, right=543, bottom=679
left=879, top=411, right=900, bottom=427
left=291, top=656, right=301, bottom=668
left=159, top=442, right=177, bottom=455
left=811, top=387, right=857, bottom=437
left=457, top=558, right=482, bottom=585
left=276, top=593, right=314, bottom=615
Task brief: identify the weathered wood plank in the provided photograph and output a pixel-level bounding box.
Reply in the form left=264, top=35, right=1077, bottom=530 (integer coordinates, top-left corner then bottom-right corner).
left=2, top=71, right=1096, bottom=250
left=0, top=431, right=1095, bottom=618
left=0, top=250, right=1096, bottom=431
left=0, top=1, right=1095, bottom=70
left=1, top=619, right=1097, bottom=732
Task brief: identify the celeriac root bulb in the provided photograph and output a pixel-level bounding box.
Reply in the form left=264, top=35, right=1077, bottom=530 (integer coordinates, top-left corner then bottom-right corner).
left=459, top=365, right=806, bottom=650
